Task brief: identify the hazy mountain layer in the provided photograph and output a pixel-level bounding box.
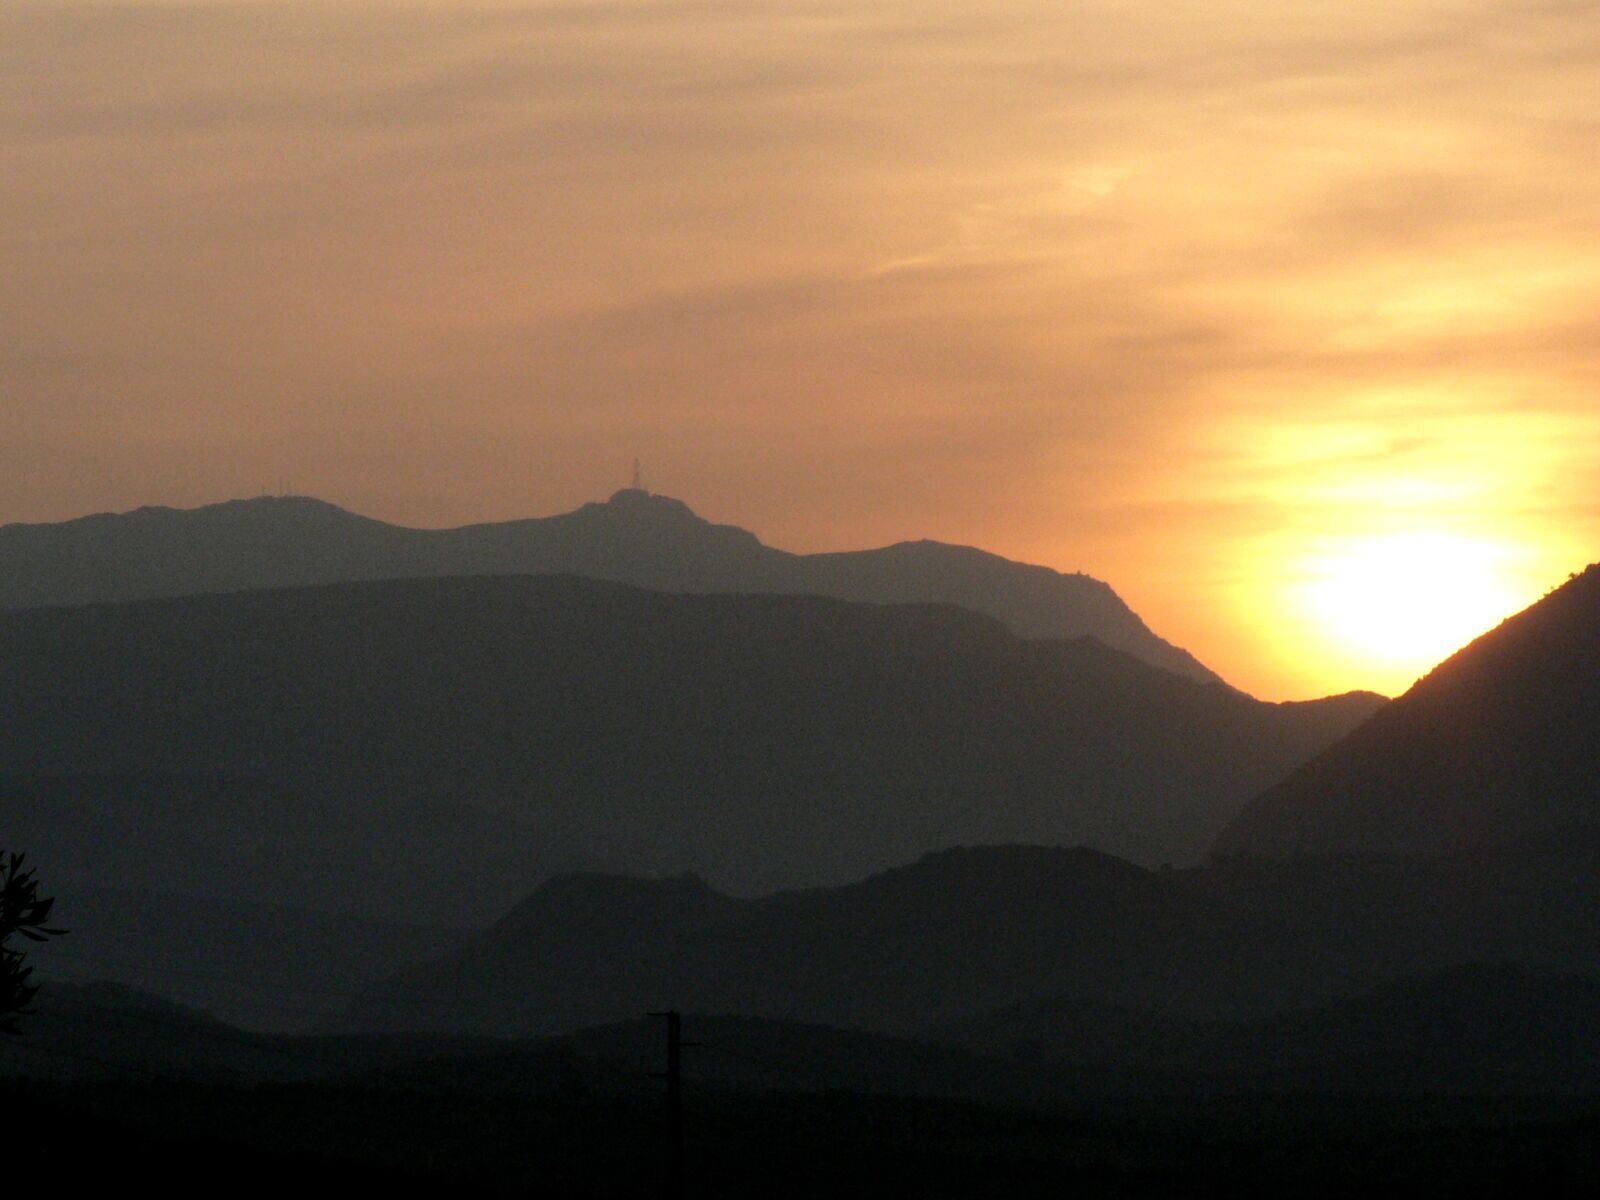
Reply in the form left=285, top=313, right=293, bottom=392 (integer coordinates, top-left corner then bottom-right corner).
left=0, top=490, right=1223, bottom=684
left=26, top=888, right=470, bottom=1033
left=0, top=771, right=600, bottom=928
left=27, top=969, right=1599, bottom=1102
left=1215, top=564, right=1600, bottom=858
left=0, top=576, right=1379, bottom=903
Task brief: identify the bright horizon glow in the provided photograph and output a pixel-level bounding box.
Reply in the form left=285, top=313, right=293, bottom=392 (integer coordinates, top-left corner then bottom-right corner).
left=1291, top=531, right=1526, bottom=686
left=4, top=2, right=1598, bottom=701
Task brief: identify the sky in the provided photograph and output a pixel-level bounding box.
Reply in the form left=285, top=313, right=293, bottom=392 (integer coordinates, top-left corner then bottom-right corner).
left=4, top=1, right=1599, bottom=699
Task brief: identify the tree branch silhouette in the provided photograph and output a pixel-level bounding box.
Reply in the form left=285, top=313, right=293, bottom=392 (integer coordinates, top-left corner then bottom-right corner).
left=1, top=851, right=65, bottom=1035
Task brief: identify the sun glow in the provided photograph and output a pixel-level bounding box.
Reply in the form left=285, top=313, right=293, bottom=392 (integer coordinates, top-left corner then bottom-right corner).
left=1291, top=531, right=1526, bottom=683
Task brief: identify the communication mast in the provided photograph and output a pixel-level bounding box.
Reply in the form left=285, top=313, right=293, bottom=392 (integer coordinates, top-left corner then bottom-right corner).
left=632, top=458, right=644, bottom=492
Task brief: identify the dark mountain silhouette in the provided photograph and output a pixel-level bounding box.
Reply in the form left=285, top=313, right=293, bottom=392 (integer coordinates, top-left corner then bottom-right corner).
left=1216, top=563, right=1600, bottom=858
left=936, top=962, right=1600, bottom=1095
left=2, top=980, right=523, bottom=1088
left=26, top=887, right=470, bottom=1032
left=340, top=846, right=1229, bottom=1037
left=0, top=771, right=601, bottom=927
left=0, top=577, right=1379, bottom=906
left=0, top=490, right=1224, bottom=684
left=12, top=988, right=1600, bottom=1200
left=14, top=992, right=1599, bottom=1200
left=339, top=830, right=1600, bottom=1040
left=335, top=847, right=1267, bottom=1037
left=17, top=961, right=1600, bottom=1106
left=8, top=983, right=1095, bottom=1108
left=1194, top=826, right=1600, bottom=994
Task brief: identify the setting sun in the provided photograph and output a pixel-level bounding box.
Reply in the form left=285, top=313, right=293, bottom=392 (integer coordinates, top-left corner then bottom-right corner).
left=1292, top=531, right=1527, bottom=687
left=6, top=5, right=1600, bottom=1179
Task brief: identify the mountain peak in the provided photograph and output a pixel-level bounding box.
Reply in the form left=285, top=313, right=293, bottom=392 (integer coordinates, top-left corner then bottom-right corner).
left=598, top=487, right=704, bottom=522
left=0, top=489, right=1230, bottom=686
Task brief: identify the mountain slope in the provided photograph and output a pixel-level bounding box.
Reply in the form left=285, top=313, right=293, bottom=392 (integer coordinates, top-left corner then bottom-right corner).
left=0, top=490, right=1221, bottom=684
left=0, top=576, right=1380, bottom=898
left=1215, top=564, right=1600, bottom=858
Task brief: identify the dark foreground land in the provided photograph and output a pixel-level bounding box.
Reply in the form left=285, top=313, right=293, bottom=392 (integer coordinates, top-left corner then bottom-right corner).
left=8, top=1076, right=1599, bottom=1198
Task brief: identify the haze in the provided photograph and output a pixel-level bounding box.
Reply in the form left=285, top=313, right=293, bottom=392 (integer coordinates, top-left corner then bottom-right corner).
left=5, top=0, right=1598, bottom=698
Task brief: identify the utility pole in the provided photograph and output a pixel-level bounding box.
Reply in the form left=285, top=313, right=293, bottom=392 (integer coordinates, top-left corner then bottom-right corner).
left=648, top=1010, right=697, bottom=1200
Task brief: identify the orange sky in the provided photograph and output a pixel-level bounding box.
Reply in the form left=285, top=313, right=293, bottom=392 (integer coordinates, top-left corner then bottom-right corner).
left=4, top=1, right=1598, bottom=699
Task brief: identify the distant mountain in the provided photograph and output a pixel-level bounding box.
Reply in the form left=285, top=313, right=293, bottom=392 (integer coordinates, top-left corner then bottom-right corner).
left=1215, top=564, right=1600, bottom=858
left=0, top=576, right=1380, bottom=903
left=3, top=981, right=505, bottom=1085
left=340, top=830, right=1600, bottom=1040
left=0, top=770, right=601, bottom=928
left=27, top=887, right=471, bottom=1033
left=0, top=490, right=1223, bottom=684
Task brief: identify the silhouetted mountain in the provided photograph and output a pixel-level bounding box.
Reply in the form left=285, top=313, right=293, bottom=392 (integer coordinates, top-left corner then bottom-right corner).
left=337, top=846, right=1271, bottom=1037
left=1216, top=564, right=1600, bottom=858
left=1196, top=825, right=1600, bottom=987
left=1, top=980, right=505, bottom=1084
left=937, top=962, right=1600, bottom=1095
left=0, top=577, right=1380, bottom=906
left=0, top=770, right=601, bottom=927
left=340, top=830, right=1600, bottom=1040
left=27, top=887, right=470, bottom=1032
left=6, top=988, right=1088, bottom=1108
left=0, top=980, right=1106, bottom=1107
left=17, top=961, right=1600, bottom=1105
left=14, top=1030, right=1598, bottom=1200
left=0, top=490, right=1223, bottom=683
left=12, top=963, right=1600, bottom=1197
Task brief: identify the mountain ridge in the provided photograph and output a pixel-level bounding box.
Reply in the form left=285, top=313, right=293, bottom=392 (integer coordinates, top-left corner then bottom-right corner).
left=0, top=574, right=1382, bottom=898
left=0, top=490, right=1223, bottom=686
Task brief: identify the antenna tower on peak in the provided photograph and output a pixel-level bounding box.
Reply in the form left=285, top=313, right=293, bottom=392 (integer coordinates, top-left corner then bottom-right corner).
left=632, top=458, right=644, bottom=492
